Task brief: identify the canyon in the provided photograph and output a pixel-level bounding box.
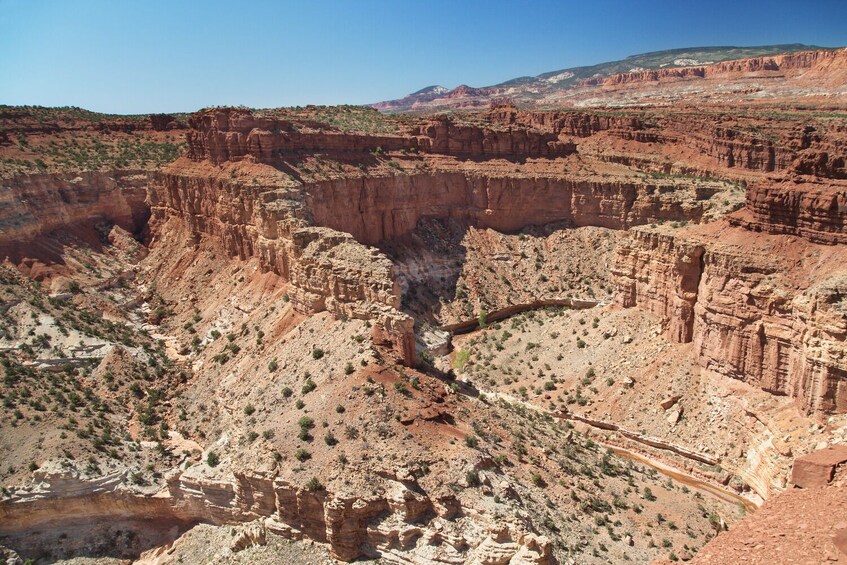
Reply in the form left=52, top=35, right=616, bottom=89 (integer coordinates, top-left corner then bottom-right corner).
left=1, top=46, right=847, bottom=565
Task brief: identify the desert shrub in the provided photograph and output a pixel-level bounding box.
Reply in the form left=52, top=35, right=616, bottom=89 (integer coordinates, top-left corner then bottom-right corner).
left=206, top=451, right=220, bottom=467
left=304, top=476, right=324, bottom=491
left=298, top=416, right=315, bottom=430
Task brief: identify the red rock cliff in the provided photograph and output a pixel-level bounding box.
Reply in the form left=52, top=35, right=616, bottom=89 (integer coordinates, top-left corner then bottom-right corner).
left=614, top=224, right=847, bottom=414
left=185, top=108, right=575, bottom=164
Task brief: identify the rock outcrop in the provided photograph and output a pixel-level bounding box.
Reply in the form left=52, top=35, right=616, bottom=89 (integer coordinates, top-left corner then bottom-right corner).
left=790, top=445, right=847, bottom=488
left=306, top=172, right=710, bottom=246
left=580, top=47, right=847, bottom=88
left=614, top=229, right=704, bottom=343
left=0, top=469, right=551, bottom=564
left=185, top=108, right=575, bottom=165
left=493, top=106, right=847, bottom=178
left=414, top=116, right=574, bottom=158
left=0, top=171, right=149, bottom=258
left=147, top=168, right=415, bottom=364
left=614, top=225, right=847, bottom=414
left=731, top=180, right=847, bottom=244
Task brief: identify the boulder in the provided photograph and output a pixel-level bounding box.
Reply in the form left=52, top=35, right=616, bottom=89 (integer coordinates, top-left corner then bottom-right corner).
left=790, top=445, right=847, bottom=488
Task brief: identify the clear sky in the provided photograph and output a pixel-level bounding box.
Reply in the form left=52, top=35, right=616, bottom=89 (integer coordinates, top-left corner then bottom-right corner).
left=1, top=0, right=846, bottom=114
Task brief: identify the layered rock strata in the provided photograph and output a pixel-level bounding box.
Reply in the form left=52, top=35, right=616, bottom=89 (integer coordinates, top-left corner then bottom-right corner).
left=0, top=171, right=149, bottom=254
left=150, top=108, right=722, bottom=363
left=614, top=225, right=847, bottom=414
left=306, top=172, right=710, bottom=246
left=585, top=47, right=847, bottom=88
left=0, top=470, right=551, bottom=564
left=147, top=168, right=415, bottom=364
left=731, top=179, right=847, bottom=244
left=490, top=105, right=847, bottom=178
left=186, top=108, right=575, bottom=164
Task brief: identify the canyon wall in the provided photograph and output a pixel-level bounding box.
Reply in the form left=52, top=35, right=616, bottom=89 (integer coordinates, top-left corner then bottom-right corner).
left=614, top=226, right=847, bottom=414
left=186, top=108, right=575, bottom=164
left=185, top=110, right=416, bottom=164
left=149, top=162, right=707, bottom=362
left=147, top=168, right=415, bottom=364
left=613, top=229, right=704, bottom=343
left=306, top=172, right=708, bottom=246
left=151, top=107, right=727, bottom=364
left=0, top=171, right=150, bottom=258
left=413, top=116, right=574, bottom=158
left=0, top=469, right=551, bottom=564
left=491, top=106, right=847, bottom=178
left=731, top=180, right=847, bottom=244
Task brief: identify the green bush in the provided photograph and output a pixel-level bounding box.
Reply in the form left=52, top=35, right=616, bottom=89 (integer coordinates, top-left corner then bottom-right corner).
left=298, top=416, right=315, bottom=430
left=304, top=476, right=324, bottom=491
left=206, top=451, right=220, bottom=467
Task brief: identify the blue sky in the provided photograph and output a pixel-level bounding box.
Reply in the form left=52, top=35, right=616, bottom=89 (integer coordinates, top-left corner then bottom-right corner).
left=1, top=0, right=846, bottom=114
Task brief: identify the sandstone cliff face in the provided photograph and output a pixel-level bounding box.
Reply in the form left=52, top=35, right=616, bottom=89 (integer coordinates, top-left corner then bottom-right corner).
left=150, top=162, right=707, bottom=362
left=731, top=180, right=847, bottom=244
left=147, top=168, right=415, bottom=364
left=186, top=109, right=416, bottom=165
left=185, top=108, right=575, bottom=165
left=306, top=172, right=709, bottom=246
left=615, top=225, right=847, bottom=414
left=414, top=116, right=574, bottom=158
left=694, top=252, right=847, bottom=413
left=487, top=106, right=649, bottom=138
left=613, top=229, right=704, bottom=343
left=0, top=171, right=149, bottom=258
left=0, top=470, right=551, bottom=564
left=490, top=108, right=832, bottom=177
left=153, top=107, right=732, bottom=365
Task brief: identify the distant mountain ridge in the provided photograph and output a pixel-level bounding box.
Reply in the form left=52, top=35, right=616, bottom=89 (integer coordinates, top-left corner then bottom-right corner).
left=373, top=43, right=835, bottom=112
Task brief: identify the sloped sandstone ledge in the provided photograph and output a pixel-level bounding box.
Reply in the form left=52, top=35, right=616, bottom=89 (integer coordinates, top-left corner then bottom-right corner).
left=0, top=468, right=551, bottom=564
